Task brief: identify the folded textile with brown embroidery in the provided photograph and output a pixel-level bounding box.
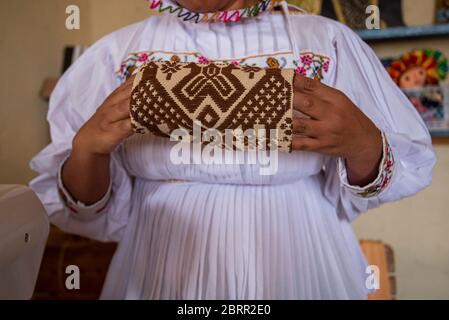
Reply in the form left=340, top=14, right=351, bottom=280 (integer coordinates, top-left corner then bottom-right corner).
left=130, top=60, right=295, bottom=152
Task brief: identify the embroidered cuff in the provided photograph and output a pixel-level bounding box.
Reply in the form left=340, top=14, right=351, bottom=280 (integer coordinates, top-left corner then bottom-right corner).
left=338, top=132, right=395, bottom=198
left=57, top=155, right=112, bottom=221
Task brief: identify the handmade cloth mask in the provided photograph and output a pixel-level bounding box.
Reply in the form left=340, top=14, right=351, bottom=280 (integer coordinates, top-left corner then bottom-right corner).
left=130, top=60, right=295, bottom=152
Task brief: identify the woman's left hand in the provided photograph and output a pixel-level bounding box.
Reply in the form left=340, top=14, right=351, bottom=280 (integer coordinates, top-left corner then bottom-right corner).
left=291, top=75, right=383, bottom=186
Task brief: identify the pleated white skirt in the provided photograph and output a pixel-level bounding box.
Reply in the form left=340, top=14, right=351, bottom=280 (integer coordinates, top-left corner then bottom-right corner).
left=101, top=175, right=369, bottom=300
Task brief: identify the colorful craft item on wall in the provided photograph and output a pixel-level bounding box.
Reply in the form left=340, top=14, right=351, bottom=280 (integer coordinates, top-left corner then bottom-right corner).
left=404, top=86, right=448, bottom=133
left=384, top=49, right=448, bottom=90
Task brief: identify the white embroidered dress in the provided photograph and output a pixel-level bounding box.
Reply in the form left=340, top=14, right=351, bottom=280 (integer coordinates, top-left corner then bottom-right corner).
left=30, top=1, right=436, bottom=299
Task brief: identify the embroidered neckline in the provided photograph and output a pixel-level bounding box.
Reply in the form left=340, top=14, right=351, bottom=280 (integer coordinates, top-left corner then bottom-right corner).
left=146, top=0, right=282, bottom=23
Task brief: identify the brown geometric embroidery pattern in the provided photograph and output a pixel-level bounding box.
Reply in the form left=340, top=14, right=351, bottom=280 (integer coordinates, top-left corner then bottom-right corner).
left=130, top=61, right=295, bottom=152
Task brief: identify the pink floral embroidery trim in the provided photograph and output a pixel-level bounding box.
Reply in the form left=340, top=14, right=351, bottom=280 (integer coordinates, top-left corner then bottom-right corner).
left=357, top=133, right=395, bottom=198
left=117, top=51, right=331, bottom=81
left=294, top=53, right=331, bottom=81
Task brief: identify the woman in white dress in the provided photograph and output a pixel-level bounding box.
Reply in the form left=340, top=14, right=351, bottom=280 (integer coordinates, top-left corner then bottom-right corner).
left=30, top=0, right=436, bottom=299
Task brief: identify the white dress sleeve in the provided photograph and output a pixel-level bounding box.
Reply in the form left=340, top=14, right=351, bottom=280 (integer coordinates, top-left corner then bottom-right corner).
left=29, top=38, right=132, bottom=242
left=323, top=23, right=436, bottom=222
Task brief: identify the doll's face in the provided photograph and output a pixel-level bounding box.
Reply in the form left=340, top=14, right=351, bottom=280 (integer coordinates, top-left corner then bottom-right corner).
left=175, top=0, right=242, bottom=12
left=399, top=66, right=427, bottom=89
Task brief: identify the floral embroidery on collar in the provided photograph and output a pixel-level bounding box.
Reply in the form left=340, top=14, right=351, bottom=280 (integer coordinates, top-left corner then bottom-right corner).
left=147, top=0, right=282, bottom=24
left=294, top=53, right=331, bottom=81
left=117, top=50, right=331, bottom=82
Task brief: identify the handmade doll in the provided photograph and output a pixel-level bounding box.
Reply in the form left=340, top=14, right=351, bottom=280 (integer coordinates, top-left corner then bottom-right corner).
left=385, top=49, right=448, bottom=89
left=384, top=49, right=448, bottom=129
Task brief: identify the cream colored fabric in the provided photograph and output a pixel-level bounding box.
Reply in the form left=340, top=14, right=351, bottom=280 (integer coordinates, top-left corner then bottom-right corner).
left=130, top=60, right=295, bottom=152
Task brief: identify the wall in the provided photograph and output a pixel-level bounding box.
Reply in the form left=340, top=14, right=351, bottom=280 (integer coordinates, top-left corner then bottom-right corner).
left=354, top=39, right=449, bottom=299
left=0, top=0, right=91, bottom=184
left=353, top=146, right=449, bottom=299
left=0, top=0, right=448, bottom=299
left=88, top=0, right=148, bottom=41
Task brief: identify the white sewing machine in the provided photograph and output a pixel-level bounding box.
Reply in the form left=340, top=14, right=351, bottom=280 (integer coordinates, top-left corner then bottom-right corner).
left=0, top=185, right=49, bottom=299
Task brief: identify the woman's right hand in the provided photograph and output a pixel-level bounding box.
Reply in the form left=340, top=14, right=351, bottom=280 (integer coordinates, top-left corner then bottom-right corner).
left=73, top=75, right=136, bottom=156
left=62, top=76, right=136, bottom=205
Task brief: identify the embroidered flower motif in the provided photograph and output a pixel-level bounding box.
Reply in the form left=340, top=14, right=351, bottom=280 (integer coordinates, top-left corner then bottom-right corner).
left=323, top=60, right=330, bottom=73
left=138, top=53, right=149, bottom=62
left=117, top=51, right=332, bottom=83
left=293, top=52, right=331, bottom=81
left=118, top=52, right=157, bottom=81
left=198, top=56, right=210, bottom=65
left=300, top=54, right=313, bottom=66
left=295, top=66, right=307, bottom=76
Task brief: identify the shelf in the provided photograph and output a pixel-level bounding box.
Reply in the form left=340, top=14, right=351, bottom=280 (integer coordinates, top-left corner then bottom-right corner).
left=431, top=131, right=449, bottom=142
left=356, top=24, right=449, bottom=42
left=432, top=136, right=449, bottom=144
